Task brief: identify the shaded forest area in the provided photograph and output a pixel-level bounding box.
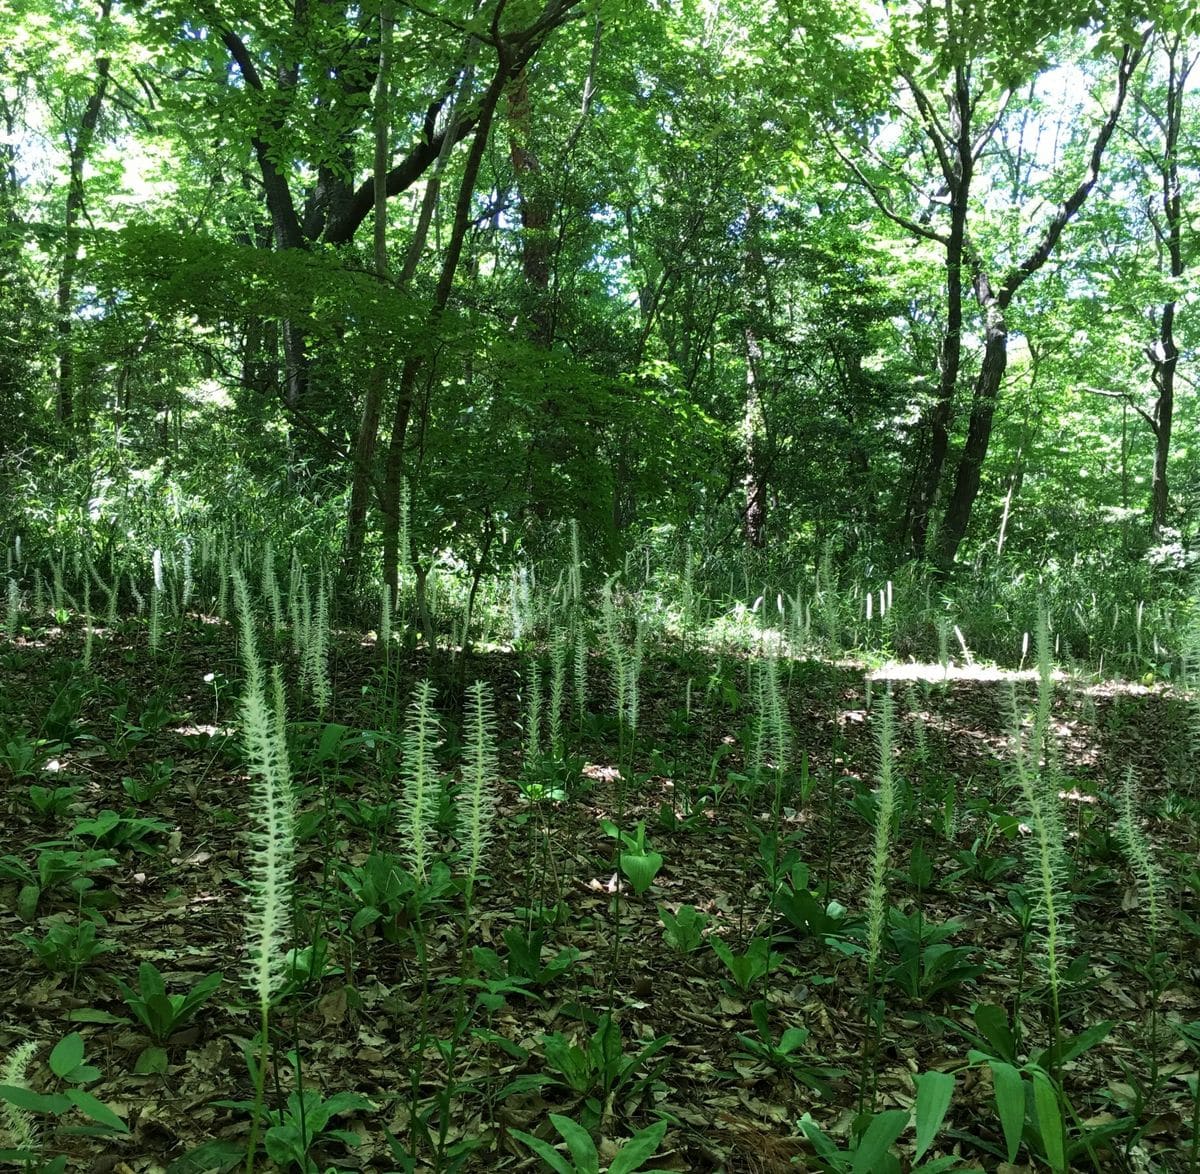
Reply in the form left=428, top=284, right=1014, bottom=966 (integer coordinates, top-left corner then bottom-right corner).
left=2, top=1, right=1200, bottom=1171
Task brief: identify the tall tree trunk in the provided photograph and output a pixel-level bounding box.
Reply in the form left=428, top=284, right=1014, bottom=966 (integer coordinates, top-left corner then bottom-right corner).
left=936, top=301, right=1007, bottom=566
left=1147, top=35, right=1189, bottom=538
left=507, top=68, right=553, bottom=345
left=1149, top=307, right=1177, bottom=538
left=909, top=65, right=972, bottom=556
left=56, top=0, right=112, bottom=427
left=344, top=0, right=395, bottom=593
left=742, top=327, right=767, bottom=548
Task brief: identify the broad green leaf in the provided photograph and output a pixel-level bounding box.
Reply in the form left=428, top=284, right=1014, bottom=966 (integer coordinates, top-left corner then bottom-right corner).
left=1034, top=1021, right=1114, bottom=1070
left=134, top=1045, right=168, bottom=1075
left=913, top=1070, right=955, bottom=1161
left=49, top=1033, right=85, bottom=1078
left=164, top=1138, right=244, bottom=1174
left=609, top=1118, right=669, bottom=1174
left=321, top=1091, right=375, bottom=1116
left=0, top=1085, right=72, bottom=1115
left=510, top=1128, right=574, bottom=1174
left=989, top=1061, right=1024, bottom=1164
left=797, top=1113, right=841, bottom=1161
left=263, top=1123, right=304, bottom=1165
left=550, top=1113, right=599, bottom=1174
left=63, top=1088, right=128, bottom=1133
left=850, top=1108, right=910, bottom=1174
left=138, top=961, right=167, bottom=1001
left=1032, top=1071, right=1065, bottom=1173
left=974, top=1004, right=1016, bottom=1063
left=68, top=1008, right=129, bottom=1025
left=619, top=849, right=663, bottom=894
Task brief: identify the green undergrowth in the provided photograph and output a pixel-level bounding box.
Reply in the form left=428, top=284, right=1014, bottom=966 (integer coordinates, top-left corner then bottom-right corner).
left=0, top=535, right=1197, bottom=1173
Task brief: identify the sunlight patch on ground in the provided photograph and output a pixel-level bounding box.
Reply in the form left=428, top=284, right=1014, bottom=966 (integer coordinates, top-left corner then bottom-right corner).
left=866, top=660, right=1040, bottom=682
left=864, top=659, right=1170, bottom=696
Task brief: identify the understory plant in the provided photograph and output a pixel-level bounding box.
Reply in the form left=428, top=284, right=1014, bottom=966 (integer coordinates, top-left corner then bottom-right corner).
left=232, top=569, right=297, bottom=1172
left=511, top=1113, right=667, bottom=1174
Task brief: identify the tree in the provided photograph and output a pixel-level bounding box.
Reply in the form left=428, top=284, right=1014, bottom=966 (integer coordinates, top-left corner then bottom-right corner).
left=821, top=0, right=1151, bottom=566
left=1134, top=30, right=1193, bottom=537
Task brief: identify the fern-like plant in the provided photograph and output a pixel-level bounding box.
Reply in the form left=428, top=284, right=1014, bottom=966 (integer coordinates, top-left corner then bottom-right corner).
left=261, top=541, right=282, bottom=631
left=400, top=680, right=442, bottom=883
left=1116, top=766, right=1167, bottom=1088
left=548, top=629, right=568, bottom=756
left=458, top=681, right=498, bottom=892
left=6, top=577, right=20, bottom=637
left=379, top=578, right=392, bottom=658
left=1006, top=608, right=1071, bottom=1072
left=232, top=569, right=297, bottom=1172
left=525, top=657, right=543, bottom=762
left=149, top=548, right=162, bottom=653
left=216, top=537, right=231, bottom=620
left=81, top=577, right=93, bottom=670
left=232, top=571, right=296, bottom=1012
left=305, top=572, right=331, bottom=712
left=573, top=610, right=589, bottom=720
left=0, top=1038, right=39, bottom=1155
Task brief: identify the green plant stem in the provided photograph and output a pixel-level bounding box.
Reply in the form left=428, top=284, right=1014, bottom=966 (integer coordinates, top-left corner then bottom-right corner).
left=246, top=1002, right=269, bottom=1174
left=1012, top=929, right=1028, bottom=1054
left=1189, top=1070, right=1199, bottom=1172
left=436, top=895, right=476, bottom=1169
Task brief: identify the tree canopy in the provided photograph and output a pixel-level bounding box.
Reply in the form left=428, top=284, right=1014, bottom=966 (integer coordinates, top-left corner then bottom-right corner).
left=1, top=0, right=1198, bottom=582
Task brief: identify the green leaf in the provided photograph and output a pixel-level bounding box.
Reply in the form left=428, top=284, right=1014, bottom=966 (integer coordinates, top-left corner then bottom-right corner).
left=16, top=883, right=40, bottom=922
left=850, top=1109, right=909, bottom=1173
left=550, top=1113, right=599, bottom=1174
left=797, top=1113, right=841, bottom=1162
left=1033, top=1021, right=1114, bottom=1070
left=913, top=1071, right=954, bottom=1162
left=1032, top=1070, right=1065, bottom=1173
left=0, top=1084, right=72, bottom=1115
left=264, top=1123, right=305, bottom=1165
left=134, top=1045, right=169, bottom=1075
left=989, top=1061, right=1024, bottom=1164
left=63, top=1088, right=128, bottom=1133
left=973, top=1004, right=1016, bottom=1063
left=609, top=1118, right=668, bottom=1174
left=177, top=971, right=223, bottom=1018
left=510, top=1128, right=575, bottom=1174
left=164, top=1138, right=244, bottom=1174
left=68, top=1008, right=130, bottom=1025
left=138, top=961, right=167, bottom=1001
left=321, top=1091, right=375, bottom=1116
left=49, top=1033, right=85, bottom=1079
left=619, top=849, right=663, bottom=894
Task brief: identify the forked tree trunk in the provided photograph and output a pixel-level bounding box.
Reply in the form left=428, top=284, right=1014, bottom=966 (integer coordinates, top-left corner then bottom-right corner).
left=1147, top=35, right=1189, bottom=539
left=933, top=36, right=1145, bottom=568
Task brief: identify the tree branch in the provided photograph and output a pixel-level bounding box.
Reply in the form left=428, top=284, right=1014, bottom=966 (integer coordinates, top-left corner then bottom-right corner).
left=824, top=129, right=951, bottom=245
left=1000, top=33, right=1149, bottom=306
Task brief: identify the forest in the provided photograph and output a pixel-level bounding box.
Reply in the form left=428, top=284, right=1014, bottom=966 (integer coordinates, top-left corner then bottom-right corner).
left=1, top=0, right=1200, bottom=1171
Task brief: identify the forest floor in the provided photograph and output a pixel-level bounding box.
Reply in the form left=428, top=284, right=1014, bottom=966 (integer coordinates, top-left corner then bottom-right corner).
left=0, top=616, right=1197, bottom=1173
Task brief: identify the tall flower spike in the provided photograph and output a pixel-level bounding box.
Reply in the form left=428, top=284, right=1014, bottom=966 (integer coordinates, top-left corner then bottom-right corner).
left=233, top=571, right=296, bottom=1010
left=400, top=680, right=441, bottom=882
left=866, top=688, right=897, bottom=986
left=459, top=681, right=498, bottom=886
